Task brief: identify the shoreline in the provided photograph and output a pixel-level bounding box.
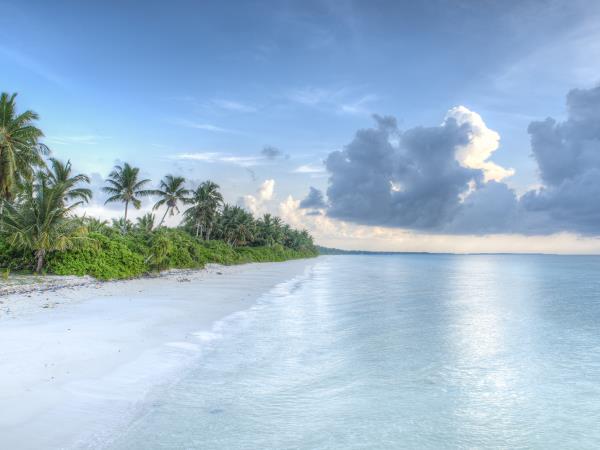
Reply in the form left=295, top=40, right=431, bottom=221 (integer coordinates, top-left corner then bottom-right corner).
left=0, top=258, right=318, bottom=449
left=0, top=264, right=247, bottom=320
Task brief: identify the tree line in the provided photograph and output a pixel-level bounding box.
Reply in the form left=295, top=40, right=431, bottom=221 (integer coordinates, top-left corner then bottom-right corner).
left=0, top=92, right=315, bottom=274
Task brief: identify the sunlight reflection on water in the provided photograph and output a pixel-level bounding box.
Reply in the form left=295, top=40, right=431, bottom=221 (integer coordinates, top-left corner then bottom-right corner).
left=110, top=254, right=600, bottom=449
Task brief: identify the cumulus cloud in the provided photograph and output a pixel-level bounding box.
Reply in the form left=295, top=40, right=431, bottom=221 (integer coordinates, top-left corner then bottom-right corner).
left=318, top=87, right=600, bottom=235
left=446, top=106, right=515, bottom=182
left=299, top=186, right=327, bottom=209
left=278, top=194, right=600, bottom=254
left=325, top=113, right=481, bottom=230
left=520, top=86, right=600, bottom=233
left=240, top=179, right=275, bottom=214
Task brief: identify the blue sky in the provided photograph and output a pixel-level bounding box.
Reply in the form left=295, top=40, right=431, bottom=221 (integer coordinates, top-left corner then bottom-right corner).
left=3, top=0, right=600, bottom=252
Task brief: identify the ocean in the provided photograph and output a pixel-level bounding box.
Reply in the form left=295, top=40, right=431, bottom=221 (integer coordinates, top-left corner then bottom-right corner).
left=110, top=254, right=600, bottom=449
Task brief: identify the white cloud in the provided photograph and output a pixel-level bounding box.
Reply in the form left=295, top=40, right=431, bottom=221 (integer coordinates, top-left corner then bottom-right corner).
left=76, top=203, right=153, bottom=222
left=293, top=163, right=325, bottom=174
left=46, top=135, right=110, bottom=146
left=258, top=179, right=275, bottom=201
left=446, top=105, right=515, bottom=182
left=173, top=119, right=237, bottom=133
left=287, top=86, right=378, bottom=115
left=212, top=99, right=257, bottom=113
left=241, top=179, right=275, bottom=214
left=175, top=152, right=263, bottom=167
left=339, top=94, right=378, bottom=115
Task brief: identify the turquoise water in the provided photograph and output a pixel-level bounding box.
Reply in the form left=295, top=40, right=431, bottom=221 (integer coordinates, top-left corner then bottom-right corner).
left=111, top=255, right=600, bottom=449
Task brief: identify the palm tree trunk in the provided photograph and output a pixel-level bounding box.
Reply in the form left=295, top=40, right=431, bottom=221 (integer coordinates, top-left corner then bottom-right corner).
left=195, top=221, right=200, bottom=237
left=158, top=207, right=169, bottom=228
left=124, top=200, right=129, bottom=222
left=35, top=249, right=46, bottom=274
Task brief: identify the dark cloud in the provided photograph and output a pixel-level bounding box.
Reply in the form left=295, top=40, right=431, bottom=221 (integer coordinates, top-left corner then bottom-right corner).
left=300, top=186, right=327, bottom=209
left=261, top=146, right=289, bottom=160
left=521, top=86, right=600, bottom=234
left=325, top=114, right=481, bottom=230
left=445, top=182, right=520, bottom=234
left=305, top=210, right=323, bottom=216
left=318, top=86, right=600, bottom=235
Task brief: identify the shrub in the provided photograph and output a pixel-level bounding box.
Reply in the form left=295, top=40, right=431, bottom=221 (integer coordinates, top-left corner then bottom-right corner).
left=7, top=228, right=317, bottom=280
left=46, top=232, right=146, bottom=280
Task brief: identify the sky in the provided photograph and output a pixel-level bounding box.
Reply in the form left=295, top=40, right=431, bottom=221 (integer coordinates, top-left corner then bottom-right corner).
left=3, top=0, right=600, bottom=253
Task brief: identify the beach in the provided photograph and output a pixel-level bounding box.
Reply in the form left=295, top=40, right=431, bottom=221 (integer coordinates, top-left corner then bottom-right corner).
left=0, top=259, right=316, bottom=449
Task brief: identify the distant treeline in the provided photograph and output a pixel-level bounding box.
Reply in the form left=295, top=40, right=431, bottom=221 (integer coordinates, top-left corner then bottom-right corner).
left=0, top=92, right=317, bottom=278
left=316, top=246, right=432, bottom=256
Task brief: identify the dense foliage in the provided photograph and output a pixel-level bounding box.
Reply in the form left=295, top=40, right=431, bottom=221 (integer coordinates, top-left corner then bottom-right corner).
left=0, top=92, right=317, bottom=278
left=40, top=227, right=316, bottom=280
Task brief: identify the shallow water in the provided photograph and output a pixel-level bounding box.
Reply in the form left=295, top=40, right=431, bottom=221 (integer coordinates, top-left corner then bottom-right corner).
left=110, top=254, right=600, bottom=449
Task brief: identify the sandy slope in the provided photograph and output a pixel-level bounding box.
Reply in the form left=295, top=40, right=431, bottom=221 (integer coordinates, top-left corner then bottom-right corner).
left=0, top=259, right=316, bottom=449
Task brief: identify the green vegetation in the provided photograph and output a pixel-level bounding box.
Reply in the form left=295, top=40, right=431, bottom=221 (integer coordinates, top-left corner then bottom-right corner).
left=102, top=163, right=154, bottom=223
left=0, top=92, right=317, bottom=279
left=0, top=92, right=49, bottom=202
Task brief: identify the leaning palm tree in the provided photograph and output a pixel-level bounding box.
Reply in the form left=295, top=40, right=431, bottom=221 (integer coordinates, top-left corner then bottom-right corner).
left=102, top=163, right=153, bottom=223
left=2, top=175, right=87, bottom=273
left=0, top=92, right=49, bottom=203
left=44, top=158, right=92, bottom=205
left=183, top=181, right=223, bottom=239
left=152, top=175, right=189, bottom=227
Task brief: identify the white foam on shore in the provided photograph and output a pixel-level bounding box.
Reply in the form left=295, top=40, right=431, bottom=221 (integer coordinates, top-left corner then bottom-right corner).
left=0, top=258, right=318, bottom=450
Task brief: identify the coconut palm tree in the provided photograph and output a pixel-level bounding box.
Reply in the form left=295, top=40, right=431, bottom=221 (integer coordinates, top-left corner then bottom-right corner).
left=183, top=181, right=223, bottom=239
left=2, top=174, right=87, bottom=273
left=219, top=204, right=255, bottom=246
left=44, top=158, right=92, bottom=205
left=0, top=92, right=49, bottom=203
left=111, top=217, right=132, bottom=233
left=256, top=214, right=286, bottom=246
left=82, top=217, right=109, bottom=234
left=152, top=175, right=189, bottom=227
left=136, top=212, right=155, bottom=232
left=102, top=163, right=153, bottom=223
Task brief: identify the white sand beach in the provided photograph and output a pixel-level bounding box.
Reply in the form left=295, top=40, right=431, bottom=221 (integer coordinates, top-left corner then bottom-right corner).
left=0, top=259, right=316, bottom=449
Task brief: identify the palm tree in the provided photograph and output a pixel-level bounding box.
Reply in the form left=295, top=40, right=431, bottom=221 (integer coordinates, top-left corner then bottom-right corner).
left=256, top=214, right=286, bottom=246
left=183, top=181, right=223, bottom=239
left=2, top=174, right=87, bottom=273
left=111, top=217, right=132, bottom=233
left=45, top=158, right=92, bottom=205
left=219, top=204, right=255, bottom=246
left=102, top=163, right=153, bottom=223
left=136, top=212, right=155, bottom=232
left=83, top=217, right=109, bottom=234
left=152, top=175, right=189, bottom=227
left=0, top=92, right=49, bottom=203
